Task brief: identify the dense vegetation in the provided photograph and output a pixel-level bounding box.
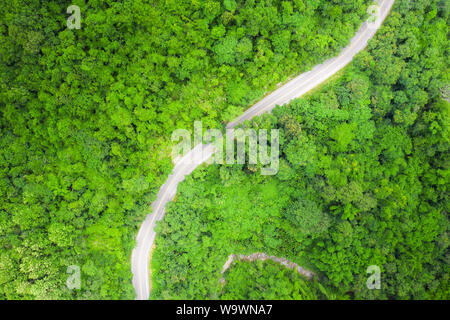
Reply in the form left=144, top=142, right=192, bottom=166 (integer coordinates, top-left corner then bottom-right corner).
left=220, top=260, right=329, bottom=300
left=0, top=0, right=373, bottom=299
left=151, top=0, right=449, bottom=300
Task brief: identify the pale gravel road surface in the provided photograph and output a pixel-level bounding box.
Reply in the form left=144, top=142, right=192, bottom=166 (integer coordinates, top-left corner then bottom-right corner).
left=131, top=0, right=394, bottom=300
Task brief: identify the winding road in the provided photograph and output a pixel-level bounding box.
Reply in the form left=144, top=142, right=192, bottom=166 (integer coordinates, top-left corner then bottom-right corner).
left=131, top=0, right=394, bottom=300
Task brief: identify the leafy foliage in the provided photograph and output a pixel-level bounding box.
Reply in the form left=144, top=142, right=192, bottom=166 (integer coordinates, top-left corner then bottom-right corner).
left=220, top=260, right=327, bottom=300
left=152, top=0, right=449, bottom=300
left=0, top=0, right=372, bottom=299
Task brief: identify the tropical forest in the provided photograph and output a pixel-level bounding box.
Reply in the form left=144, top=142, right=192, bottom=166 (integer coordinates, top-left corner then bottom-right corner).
left=0, top=0, right=448, bottom=301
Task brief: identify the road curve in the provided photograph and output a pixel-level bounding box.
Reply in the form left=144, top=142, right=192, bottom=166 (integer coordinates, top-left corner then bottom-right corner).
left=131, top=0, right=394, bottom=300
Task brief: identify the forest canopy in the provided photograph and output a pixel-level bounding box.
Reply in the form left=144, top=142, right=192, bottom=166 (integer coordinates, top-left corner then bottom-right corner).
left=0, top=0, right=377, bottom=299
left=151, top=0, right=449, bottom=300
